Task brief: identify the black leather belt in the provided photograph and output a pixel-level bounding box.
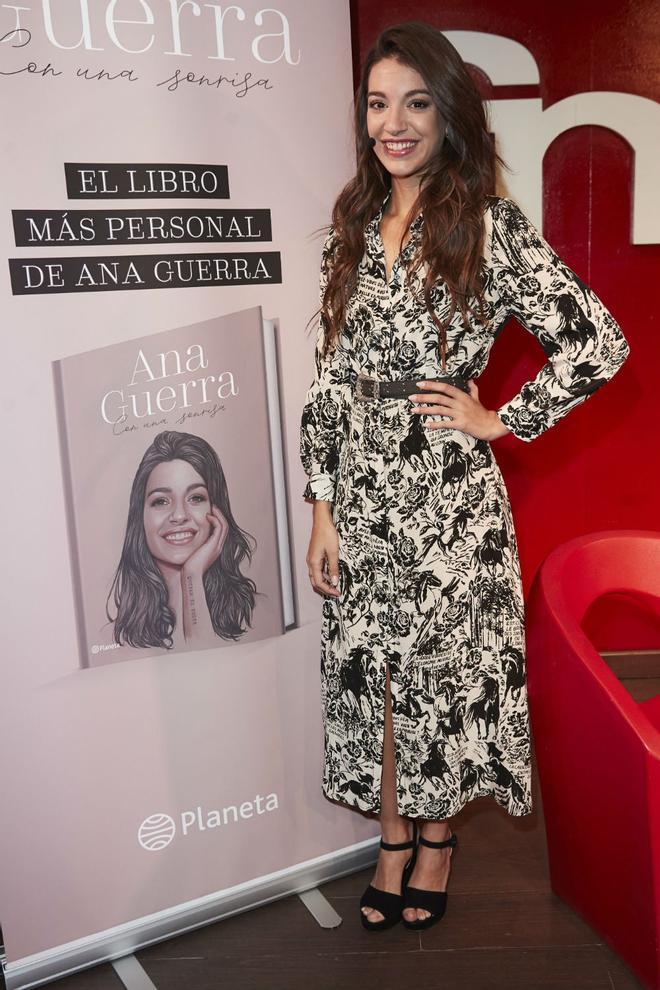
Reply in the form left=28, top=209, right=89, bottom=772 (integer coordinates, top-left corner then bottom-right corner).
left=354, top=371, right=469, bottom=402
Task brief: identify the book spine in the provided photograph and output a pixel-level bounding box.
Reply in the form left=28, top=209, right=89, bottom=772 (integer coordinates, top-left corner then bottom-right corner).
left=261, top=314, right=292, bottom=632
left=52, top=361, right=90, bottom=668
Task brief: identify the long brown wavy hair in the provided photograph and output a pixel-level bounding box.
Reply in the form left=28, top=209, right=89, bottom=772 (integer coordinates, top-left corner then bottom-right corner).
left=312, top=21, right=507, bottom=369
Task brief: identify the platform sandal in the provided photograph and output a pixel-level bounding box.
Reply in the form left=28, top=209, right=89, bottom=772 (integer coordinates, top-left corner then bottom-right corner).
left=359, top=821, right=418, bottom=931
left=402, top=829, right=458, bottom=931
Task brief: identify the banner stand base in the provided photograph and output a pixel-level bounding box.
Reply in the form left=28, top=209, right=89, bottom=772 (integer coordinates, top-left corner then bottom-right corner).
left=1, top=836, right=378, bottom=989
left=298, top=888, right=343, bottom=928
left=112, top=955, right=158, bottom=989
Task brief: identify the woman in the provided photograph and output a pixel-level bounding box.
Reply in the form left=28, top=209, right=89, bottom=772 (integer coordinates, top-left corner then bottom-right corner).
left=299, top=22, right=630, bottom=932
left=107, top=430, right=258, bottom=651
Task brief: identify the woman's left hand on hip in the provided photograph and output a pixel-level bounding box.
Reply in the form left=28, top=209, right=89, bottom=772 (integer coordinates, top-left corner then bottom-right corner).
left=409, top=379, right=504, bottom=442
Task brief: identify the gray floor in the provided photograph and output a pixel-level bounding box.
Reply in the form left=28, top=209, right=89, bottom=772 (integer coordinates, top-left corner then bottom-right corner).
left=25, top=656, right=660, bottom=989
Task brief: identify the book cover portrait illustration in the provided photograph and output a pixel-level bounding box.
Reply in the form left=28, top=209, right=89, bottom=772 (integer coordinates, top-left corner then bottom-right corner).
left=53, top=306, right=291, bottom=668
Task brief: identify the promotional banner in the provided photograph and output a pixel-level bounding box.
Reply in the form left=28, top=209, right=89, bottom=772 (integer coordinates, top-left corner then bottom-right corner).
left=0, top=2, right=381, bottom=984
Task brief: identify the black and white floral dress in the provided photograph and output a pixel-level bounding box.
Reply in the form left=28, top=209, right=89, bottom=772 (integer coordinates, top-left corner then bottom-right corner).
left=299, top=193, right=630, bottom=819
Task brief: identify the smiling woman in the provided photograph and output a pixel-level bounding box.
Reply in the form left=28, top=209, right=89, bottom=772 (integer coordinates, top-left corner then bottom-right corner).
left=367, top=69, right=445, bottom=164
left=106, top=430, right=258, bottom=652
left=299, top=19, right=630, bottom=935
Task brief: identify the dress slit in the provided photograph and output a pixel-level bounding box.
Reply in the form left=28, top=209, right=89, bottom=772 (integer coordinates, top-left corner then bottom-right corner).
left=382, top=659, right=400, bottom=816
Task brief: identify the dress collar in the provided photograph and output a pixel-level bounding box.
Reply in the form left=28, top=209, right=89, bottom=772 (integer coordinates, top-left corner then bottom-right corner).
left=364, top=189, right=425, bottom=257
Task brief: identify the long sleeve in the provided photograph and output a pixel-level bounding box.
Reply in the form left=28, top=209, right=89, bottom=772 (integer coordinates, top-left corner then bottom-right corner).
left=489, top=197, right=631, bottom=442
left=299, top=226, right=348, bottom=501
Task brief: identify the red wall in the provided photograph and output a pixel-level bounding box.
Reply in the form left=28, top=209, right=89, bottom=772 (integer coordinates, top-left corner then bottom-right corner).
left=352, top=1, right=659, bottom=649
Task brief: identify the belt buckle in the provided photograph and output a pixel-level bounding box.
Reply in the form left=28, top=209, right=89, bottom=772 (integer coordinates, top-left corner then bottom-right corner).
left=355, top=372, right=380, bottom=402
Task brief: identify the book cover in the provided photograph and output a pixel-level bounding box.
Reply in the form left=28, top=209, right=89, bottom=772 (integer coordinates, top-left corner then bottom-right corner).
left=53, top=306, right=290, bottom=667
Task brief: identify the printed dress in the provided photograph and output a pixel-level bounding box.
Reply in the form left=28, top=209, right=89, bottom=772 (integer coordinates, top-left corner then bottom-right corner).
left=299, top=193, right=630, bottom=819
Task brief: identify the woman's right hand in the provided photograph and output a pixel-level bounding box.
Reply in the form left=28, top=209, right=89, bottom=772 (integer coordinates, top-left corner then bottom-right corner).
left=306, top=501, right=341, bottom=598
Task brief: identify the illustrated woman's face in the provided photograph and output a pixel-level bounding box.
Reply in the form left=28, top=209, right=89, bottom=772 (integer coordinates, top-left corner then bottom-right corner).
left=366, top=57, right=445, bottom=178
left=143, top=459, right=213, bottom=568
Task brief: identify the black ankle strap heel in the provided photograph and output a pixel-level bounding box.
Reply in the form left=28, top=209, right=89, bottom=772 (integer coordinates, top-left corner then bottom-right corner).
left=402, top=830, right=457, bottom=931
left=359, top=821, right=418, bottom=931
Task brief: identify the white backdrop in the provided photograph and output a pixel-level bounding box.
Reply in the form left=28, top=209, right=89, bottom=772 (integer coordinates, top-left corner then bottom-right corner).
left=0, top=3, right=382, bottom=986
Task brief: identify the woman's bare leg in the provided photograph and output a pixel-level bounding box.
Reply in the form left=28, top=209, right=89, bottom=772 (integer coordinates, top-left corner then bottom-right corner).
left=361, top=663, right=414, bottom=923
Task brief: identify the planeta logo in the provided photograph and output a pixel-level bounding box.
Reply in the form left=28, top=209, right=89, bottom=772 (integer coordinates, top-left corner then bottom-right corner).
left=138, top=792, right=279, bottom=851
left=138, top=813, right=176, bottom=851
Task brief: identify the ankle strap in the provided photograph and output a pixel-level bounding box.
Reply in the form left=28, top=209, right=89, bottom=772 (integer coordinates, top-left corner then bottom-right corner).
left=380, top=820, right=417, bottom=851
left=418, top=832, right=457, bottom=849
left=380, top=836, right=415, bottom=851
